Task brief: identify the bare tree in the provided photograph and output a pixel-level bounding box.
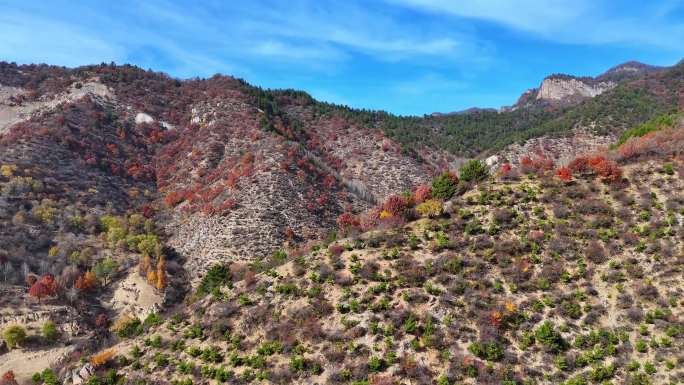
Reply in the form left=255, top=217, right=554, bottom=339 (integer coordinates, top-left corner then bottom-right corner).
left=20, top=262, right=29, bottom=282
left=65, top=286, right=78, bottom=305
left=38, top=260, right=50, bottom=275
left=1, top=262, right=15, bottom=283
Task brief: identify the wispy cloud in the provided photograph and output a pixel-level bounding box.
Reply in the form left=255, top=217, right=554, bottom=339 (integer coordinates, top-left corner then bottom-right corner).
left=387, top=0, right=684, bottom=50
left=0, top=0, right=682, bottom=115
left=0, top=0, right=493, bottom=75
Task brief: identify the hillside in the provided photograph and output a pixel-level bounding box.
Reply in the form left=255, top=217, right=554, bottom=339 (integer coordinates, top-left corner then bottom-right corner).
left=0, top=63, right=446, bottom=279
left=46, top=121, right=684, bottom=385
left=378, top=61, right=681, bottom=158
left=0, top=60, right=683, bottom=385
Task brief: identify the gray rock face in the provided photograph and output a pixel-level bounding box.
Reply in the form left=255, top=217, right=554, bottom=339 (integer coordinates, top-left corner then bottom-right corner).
left=536, top=77, right=615, bottom=101
left=69, top=363, right=95, bottom=385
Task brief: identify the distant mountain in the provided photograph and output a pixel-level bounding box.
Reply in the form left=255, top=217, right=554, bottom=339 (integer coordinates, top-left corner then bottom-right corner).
left=596, top=60, right=664, bottom=82
left=506, top=61, right=665, bottom=111
left=385, top=60, right=681, bottom=156
left=430, top=107, right=498, bottom=117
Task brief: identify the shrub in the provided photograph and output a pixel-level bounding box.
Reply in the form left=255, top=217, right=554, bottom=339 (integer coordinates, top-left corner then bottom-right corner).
left=91, top=350, right=116, bottom=367
left=34, top=369, right=59, bottom=385
left=413, top=185, right=432, bottom=203
left=289, top=356, right=306, bottom=372
left=588, top=364, right=615, bottom=382
left=415, top=199, right=443, bottom=218
left=431, top=172, right=458, bottom=199
left=42, top=321, right=59, bottom=342
left=643, top=362, right=656, bottom=375
left=468, top=341, right=504, bottom=361
left=560, top=300, right=582, bottom=319
left=2, top=325, right=26, bottom=349
left=112, top=316, right=143, bottom=338
left=535, top=321, right=566, bottom=352
left=197, top=264, right=232, bottom=296
left=382, top=195, right=410, bottom=217
left=635, top=339, right=648, bottom=353
left=459, top=160, right=488, bottom=183
left=368, top=356, right=385, bottom=372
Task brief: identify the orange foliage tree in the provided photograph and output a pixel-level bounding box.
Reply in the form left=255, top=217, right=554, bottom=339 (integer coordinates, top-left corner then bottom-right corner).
left=155, top=256, right=167, bottom=291
left=139, top=254, right=151, bottom=276
left=75, top=271, right=98, bottom=291
left=413, top=184, right=432, bottom=204
left=146, top=269, right=158, bottom=285
left=91, top=350, right=116, bottom=367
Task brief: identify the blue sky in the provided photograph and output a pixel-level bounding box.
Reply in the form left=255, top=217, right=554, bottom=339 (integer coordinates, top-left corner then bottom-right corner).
left=1, top=1, right=683, bottom=116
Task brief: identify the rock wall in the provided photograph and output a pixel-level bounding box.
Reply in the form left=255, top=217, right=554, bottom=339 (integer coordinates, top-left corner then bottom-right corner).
left=536, top=77, right=615, bottom=101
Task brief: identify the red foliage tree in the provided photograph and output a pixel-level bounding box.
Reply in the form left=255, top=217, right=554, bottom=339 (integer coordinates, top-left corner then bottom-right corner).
left=28, top=283, right=49, bottom=300
left=336, top=212, right=360, bottom=232
left=555, top=166, right=572, bottom=182
left=520, top=155, right=554, bottom=174
left=1, top=371, right=18, bottom=385
left=382, top=195, right=409, bottom=216
left=520, top=156, right=533, bottom=167
left=142, top=205, right=154, bottom=219
left=568, top=155, right=621, bottom=183
left=322, top=174, right=336, bottom=189
left=29, top=274, right=58, bottom=302
left=594, top=159, right=622, bottom=183
left=164, top=190, right=185, bottom=208
left=413, top=185, right=432, bottom=203
left=568, top=156, right=590, bottom=173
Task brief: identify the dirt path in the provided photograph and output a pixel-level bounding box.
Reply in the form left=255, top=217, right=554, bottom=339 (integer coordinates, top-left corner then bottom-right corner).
left=0, top=345, right=75, bottom=384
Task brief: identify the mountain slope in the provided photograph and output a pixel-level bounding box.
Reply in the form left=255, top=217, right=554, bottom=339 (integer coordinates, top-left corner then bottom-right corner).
left=0, top=59, right=682, bottom=273
left=0, top=63, right=442, bottom=279
left=94, top=132, right=684, bottom=385
left=379, top=61, right=679, bottom=157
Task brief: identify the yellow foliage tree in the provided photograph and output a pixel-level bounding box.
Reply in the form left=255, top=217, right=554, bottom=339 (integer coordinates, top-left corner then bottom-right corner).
left=416, top=199, right=443, bottom=218
left=1, top=164, right=17, bottom=178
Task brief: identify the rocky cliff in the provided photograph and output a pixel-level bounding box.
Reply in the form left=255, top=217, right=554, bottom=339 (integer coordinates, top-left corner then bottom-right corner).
left=536, top=76, right=615, bottom=102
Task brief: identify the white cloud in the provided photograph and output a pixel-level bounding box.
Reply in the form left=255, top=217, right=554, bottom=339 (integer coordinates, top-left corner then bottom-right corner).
left=386, top=0, right=684, bottom=50
left=387, top=0, right=589, bottom=35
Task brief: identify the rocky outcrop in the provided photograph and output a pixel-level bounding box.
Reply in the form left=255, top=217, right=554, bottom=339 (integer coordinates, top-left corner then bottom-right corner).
left=0, top=80, right=113, bottom=134
left=492, top=128, right=616, bottom=169
left=536, top=77, right=615, bottom=102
